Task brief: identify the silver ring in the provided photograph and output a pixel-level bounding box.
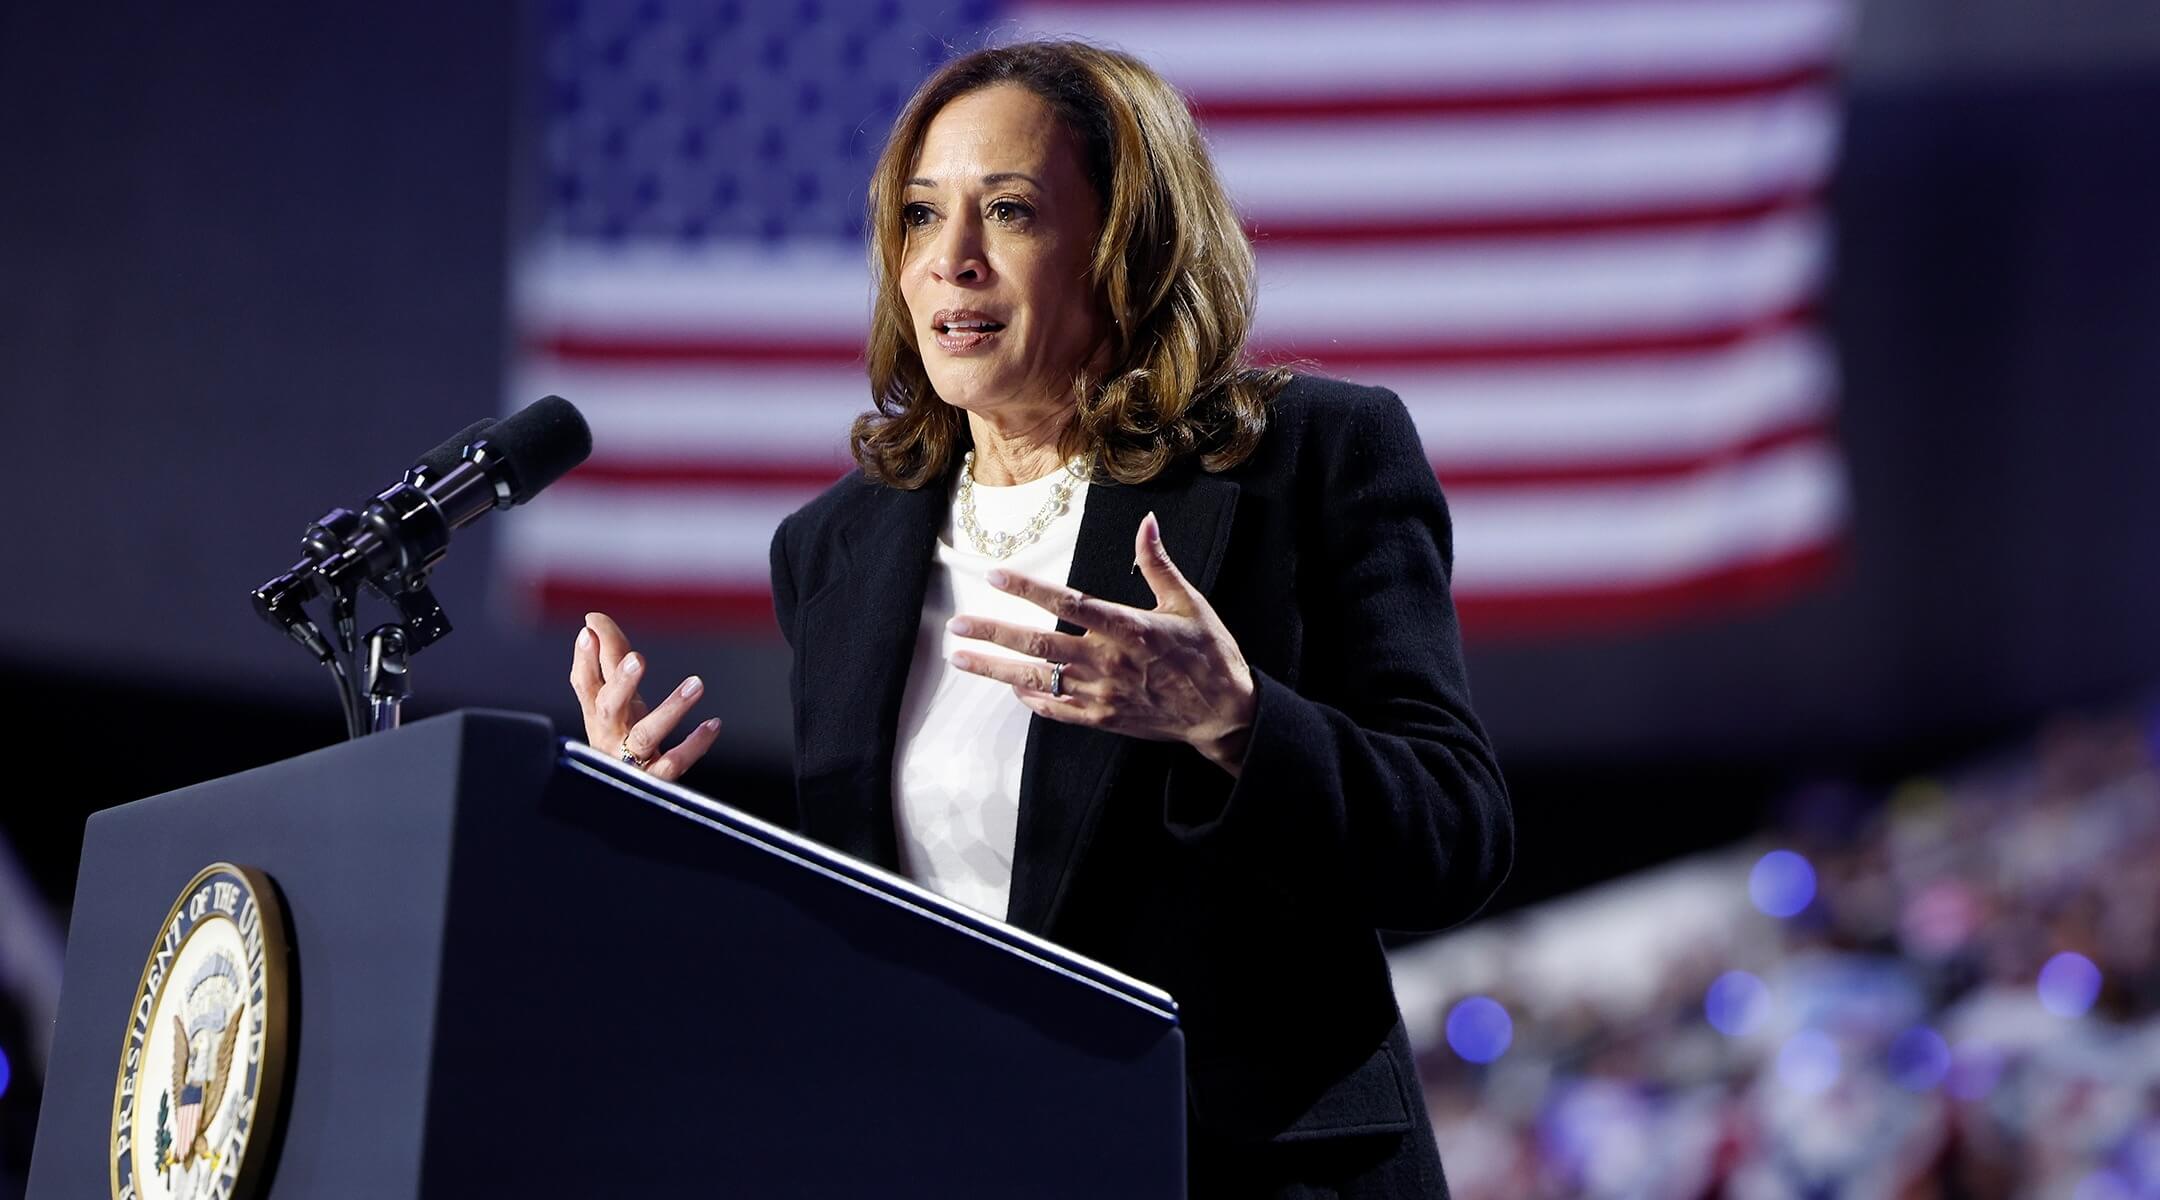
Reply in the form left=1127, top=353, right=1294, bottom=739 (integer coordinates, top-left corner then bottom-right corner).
left=1048, top=660, right=1066, bottom=697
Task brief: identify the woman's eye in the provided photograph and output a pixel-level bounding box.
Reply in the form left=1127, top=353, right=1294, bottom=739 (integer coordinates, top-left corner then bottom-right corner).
left=989, top=199, right=1033, bottom=223
left=901, top=202, right=934, bottom=228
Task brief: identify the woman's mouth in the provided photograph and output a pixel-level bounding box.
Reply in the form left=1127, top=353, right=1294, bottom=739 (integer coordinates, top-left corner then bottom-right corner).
left=932, top=312, right=1006, bottom=353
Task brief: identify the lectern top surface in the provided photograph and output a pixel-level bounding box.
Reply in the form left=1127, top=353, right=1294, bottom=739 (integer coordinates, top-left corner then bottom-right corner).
left=558, top=740, right=1179, bottom=1022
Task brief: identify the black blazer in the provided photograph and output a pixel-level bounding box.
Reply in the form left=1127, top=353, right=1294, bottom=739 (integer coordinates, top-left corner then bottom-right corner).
left=769, top=375, right=1512, bottom=1194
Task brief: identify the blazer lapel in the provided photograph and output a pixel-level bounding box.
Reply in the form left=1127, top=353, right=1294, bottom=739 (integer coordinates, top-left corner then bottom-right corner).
left=794, top=473, right=948, bottom=871
left=1003, top=464, right=1242, bottom=934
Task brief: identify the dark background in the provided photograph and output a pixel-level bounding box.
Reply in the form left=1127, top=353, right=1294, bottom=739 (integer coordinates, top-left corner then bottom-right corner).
left=1, top=1, right=2157, bottom=1189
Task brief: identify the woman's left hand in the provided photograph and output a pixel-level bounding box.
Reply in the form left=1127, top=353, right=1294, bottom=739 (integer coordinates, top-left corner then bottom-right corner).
left=949, top=511, right=1258, bottom=777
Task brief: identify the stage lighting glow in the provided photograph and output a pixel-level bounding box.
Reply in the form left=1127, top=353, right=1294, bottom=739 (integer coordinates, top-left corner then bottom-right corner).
left=1775, top=1029, right=1839, bottom=1095
left=1445, top=996, right=1514, bottom=1064
left=1946, top=1042, right=2005, bottom=1101
left=1887, top=1026, right=1952, bottom=1092
left=1749, top=850, right=1816, bottom=918
left=0, top=1043, right=10, bottom=1101
left=2037, top=951, right=2102, bottom=1018
left=2070, top=1168, right=2134, bottom=1200
left=1704, top=970, right=1770, bottom=1037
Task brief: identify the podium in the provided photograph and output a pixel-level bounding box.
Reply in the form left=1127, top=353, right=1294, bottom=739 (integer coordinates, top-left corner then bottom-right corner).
left=29, top=710, right=1185, bottom=1197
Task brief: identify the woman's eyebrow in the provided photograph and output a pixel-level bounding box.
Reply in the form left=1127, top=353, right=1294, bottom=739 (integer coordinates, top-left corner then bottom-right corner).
left=905, top=172, right=1046, bottom=189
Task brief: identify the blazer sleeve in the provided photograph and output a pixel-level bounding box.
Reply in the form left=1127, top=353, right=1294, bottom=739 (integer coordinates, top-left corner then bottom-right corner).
left=1162, top=387, right=1514, bottom=933
left=769, top=514, right=799, bottom=647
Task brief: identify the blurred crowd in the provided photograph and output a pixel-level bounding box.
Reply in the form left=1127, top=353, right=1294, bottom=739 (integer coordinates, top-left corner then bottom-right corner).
left=1408, top=705, right=2160, bottom=1199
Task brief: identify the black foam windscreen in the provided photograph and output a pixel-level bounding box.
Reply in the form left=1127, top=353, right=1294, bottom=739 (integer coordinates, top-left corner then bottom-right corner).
left=410, top=418, right=496, bottom=485
left=486, top=395, right=592, bottom=504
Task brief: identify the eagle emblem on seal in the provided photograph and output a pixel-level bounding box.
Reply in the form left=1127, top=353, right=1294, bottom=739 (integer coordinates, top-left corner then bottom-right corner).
left=157, top=953, right=245, bottom=1178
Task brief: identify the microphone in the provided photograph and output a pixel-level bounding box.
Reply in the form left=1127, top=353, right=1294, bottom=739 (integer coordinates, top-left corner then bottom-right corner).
left=250, top=418, right=498, bottom=660
left=252, top=396, right=589, bottom=628
left=249, top=396, right=590, bottom=738
left=308, top=395, right=588, bottom=593
left=408, top=417, right=497, bottom=489
left=286, top=418, right=498, bottom=572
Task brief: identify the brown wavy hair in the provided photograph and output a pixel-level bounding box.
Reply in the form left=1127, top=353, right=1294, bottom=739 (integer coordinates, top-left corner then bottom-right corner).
left=852, top=40, right=1289, bottom=489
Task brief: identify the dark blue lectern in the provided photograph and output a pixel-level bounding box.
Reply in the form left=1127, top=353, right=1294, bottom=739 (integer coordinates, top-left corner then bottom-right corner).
left=29, top=710, right=1185, bottom=1197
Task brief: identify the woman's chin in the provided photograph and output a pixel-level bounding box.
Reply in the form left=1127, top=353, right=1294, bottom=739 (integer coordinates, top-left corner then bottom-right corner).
left=926, top=367, right=1023, bottom=415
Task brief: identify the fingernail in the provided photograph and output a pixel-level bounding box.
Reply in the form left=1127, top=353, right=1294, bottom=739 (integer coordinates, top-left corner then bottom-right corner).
left=623, top=653, right=642, bottom=676
left=576, top=627, right=591, bottom=650
left=699, top=718, right=721, bottom=734
left=951, top=652, right=973, bottom=669
left=947, top=617, right=974, bottom=636
left=584, top=611, right=602, bottom=624
left=986, top=569, right=1010, bottom=588
left=1145, top=511, right=1161, bottom=542
left=680, top=675, right=702, bottom=699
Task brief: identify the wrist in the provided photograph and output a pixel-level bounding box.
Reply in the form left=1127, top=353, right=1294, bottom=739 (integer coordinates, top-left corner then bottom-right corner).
left=1194, top=673, right=1259, bottom=777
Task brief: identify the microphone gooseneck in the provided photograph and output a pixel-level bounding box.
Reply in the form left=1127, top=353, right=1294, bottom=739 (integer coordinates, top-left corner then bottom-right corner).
left=248, top=396, right=591, bottom=739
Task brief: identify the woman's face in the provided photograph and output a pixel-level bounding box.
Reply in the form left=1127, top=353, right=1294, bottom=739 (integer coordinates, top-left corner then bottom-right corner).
left=899, top=83, right=1107, bottom=426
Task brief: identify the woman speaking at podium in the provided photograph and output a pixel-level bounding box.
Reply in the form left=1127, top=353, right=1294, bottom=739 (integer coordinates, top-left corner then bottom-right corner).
left=569, top=40, right=1512, bottom=1197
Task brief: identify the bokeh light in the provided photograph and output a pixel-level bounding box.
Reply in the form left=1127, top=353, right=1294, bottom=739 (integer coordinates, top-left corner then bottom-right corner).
left=1946, top=1042, right=2006, bottom=1101
left=1775, top=1029, right=1840, bottom=1095
left=1446, top=996, right=1514, bottom=1064
left=2070, top=1169, right=2134, bottom=1200
left=2037, top=951, right=2103, bottom=1018
left=1749, top=850, right=1817, bottom=918
left=1704, top=970, right=1771, bottom=1037
left=1887, top=1025, right=1952, bottom=1092
left=0, top=1043, right=11, bottom=1101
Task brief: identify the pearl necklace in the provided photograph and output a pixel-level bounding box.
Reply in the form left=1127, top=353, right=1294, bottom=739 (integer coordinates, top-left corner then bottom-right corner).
left=957, top=451, right=1086, bottom=559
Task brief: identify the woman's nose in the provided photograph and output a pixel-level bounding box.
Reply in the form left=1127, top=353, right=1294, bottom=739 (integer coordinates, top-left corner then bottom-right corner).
left=929, top=218, right=988, bottom=285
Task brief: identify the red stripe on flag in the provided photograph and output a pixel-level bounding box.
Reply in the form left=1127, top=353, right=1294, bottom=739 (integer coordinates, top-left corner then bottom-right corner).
left=1436, top=418, right=1831, bottom=489
left=525, top=579, right=784, bottom=630
left=529, top=302, right=1817, bottom=370
left=558, top=414, right=1831, bottom=494
left=1455, top=539, right=1843, bottom=641
left=1247, top=188, right=1821, bottom=246
left=531, top=334, right=865, bottom=365
left=561, top=461, right=852, bottom=490
left=1191, top=63, right=1833, bottom=123
left=1262, top=301, right=1817, bottom=369
left=517, top=538, right=1843, bottom=636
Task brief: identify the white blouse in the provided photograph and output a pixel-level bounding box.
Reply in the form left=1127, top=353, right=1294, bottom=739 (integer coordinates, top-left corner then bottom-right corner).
left=890, top=461, right=1091, bottom=920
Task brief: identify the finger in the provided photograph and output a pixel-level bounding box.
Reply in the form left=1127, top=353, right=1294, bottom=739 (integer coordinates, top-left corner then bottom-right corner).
left=598, top=650, right=650, bottom=727
left=647, top=718, right=723, bottom=783
left=569, top=625, right=603, bottom=707
left=1014, top=686, right=1096, bottom=725
left=1133, top=511, right=1195, bottom=613
left=951, top=650, right=1067, bottom=695
left=624, top=675, right=704, bottom=762
left=585, top=611, right=634, bottom=682
left=983, top=568, right=1143, bottom=637
left=946, top=616, right=1087, bottom=664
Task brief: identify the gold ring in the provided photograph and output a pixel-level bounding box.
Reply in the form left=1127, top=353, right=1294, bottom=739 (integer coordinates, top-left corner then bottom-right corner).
left=619, top=736, right=649, bottom=769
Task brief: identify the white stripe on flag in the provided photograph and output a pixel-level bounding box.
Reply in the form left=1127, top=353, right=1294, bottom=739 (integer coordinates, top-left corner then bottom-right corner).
left=513, top=241, right=871, bottom=338
left=500, top=486, right=813, bottom=583
left=1214, top=93, right=1836, bottom=223
left=511, top=363, right=866, bottom=458
left=1010, top=0, right=1849, bottom=94
left=504, top=442, right=1842, bottom=597
left=1399, top=331, right=1835, bottom=467
left=526, top=331, right=1831, bottom=471
left=1252, top=212, right=1826, bottom=342
left=518, top=210, right=1824, bottom=348
left=1449, top=440, right=1845, bottom=592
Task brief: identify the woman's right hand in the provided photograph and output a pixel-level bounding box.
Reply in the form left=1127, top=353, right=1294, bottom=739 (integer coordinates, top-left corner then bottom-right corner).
left=569, top=611, right=722, bottom=782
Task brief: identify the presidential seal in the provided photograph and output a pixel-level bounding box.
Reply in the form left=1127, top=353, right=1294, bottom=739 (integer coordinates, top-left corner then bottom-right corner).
left=109, top=864, right=291, bottom=1200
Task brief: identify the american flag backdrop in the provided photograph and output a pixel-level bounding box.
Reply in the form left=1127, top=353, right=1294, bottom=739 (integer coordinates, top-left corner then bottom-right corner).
left=504, top=0, right=1851, bottom=639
